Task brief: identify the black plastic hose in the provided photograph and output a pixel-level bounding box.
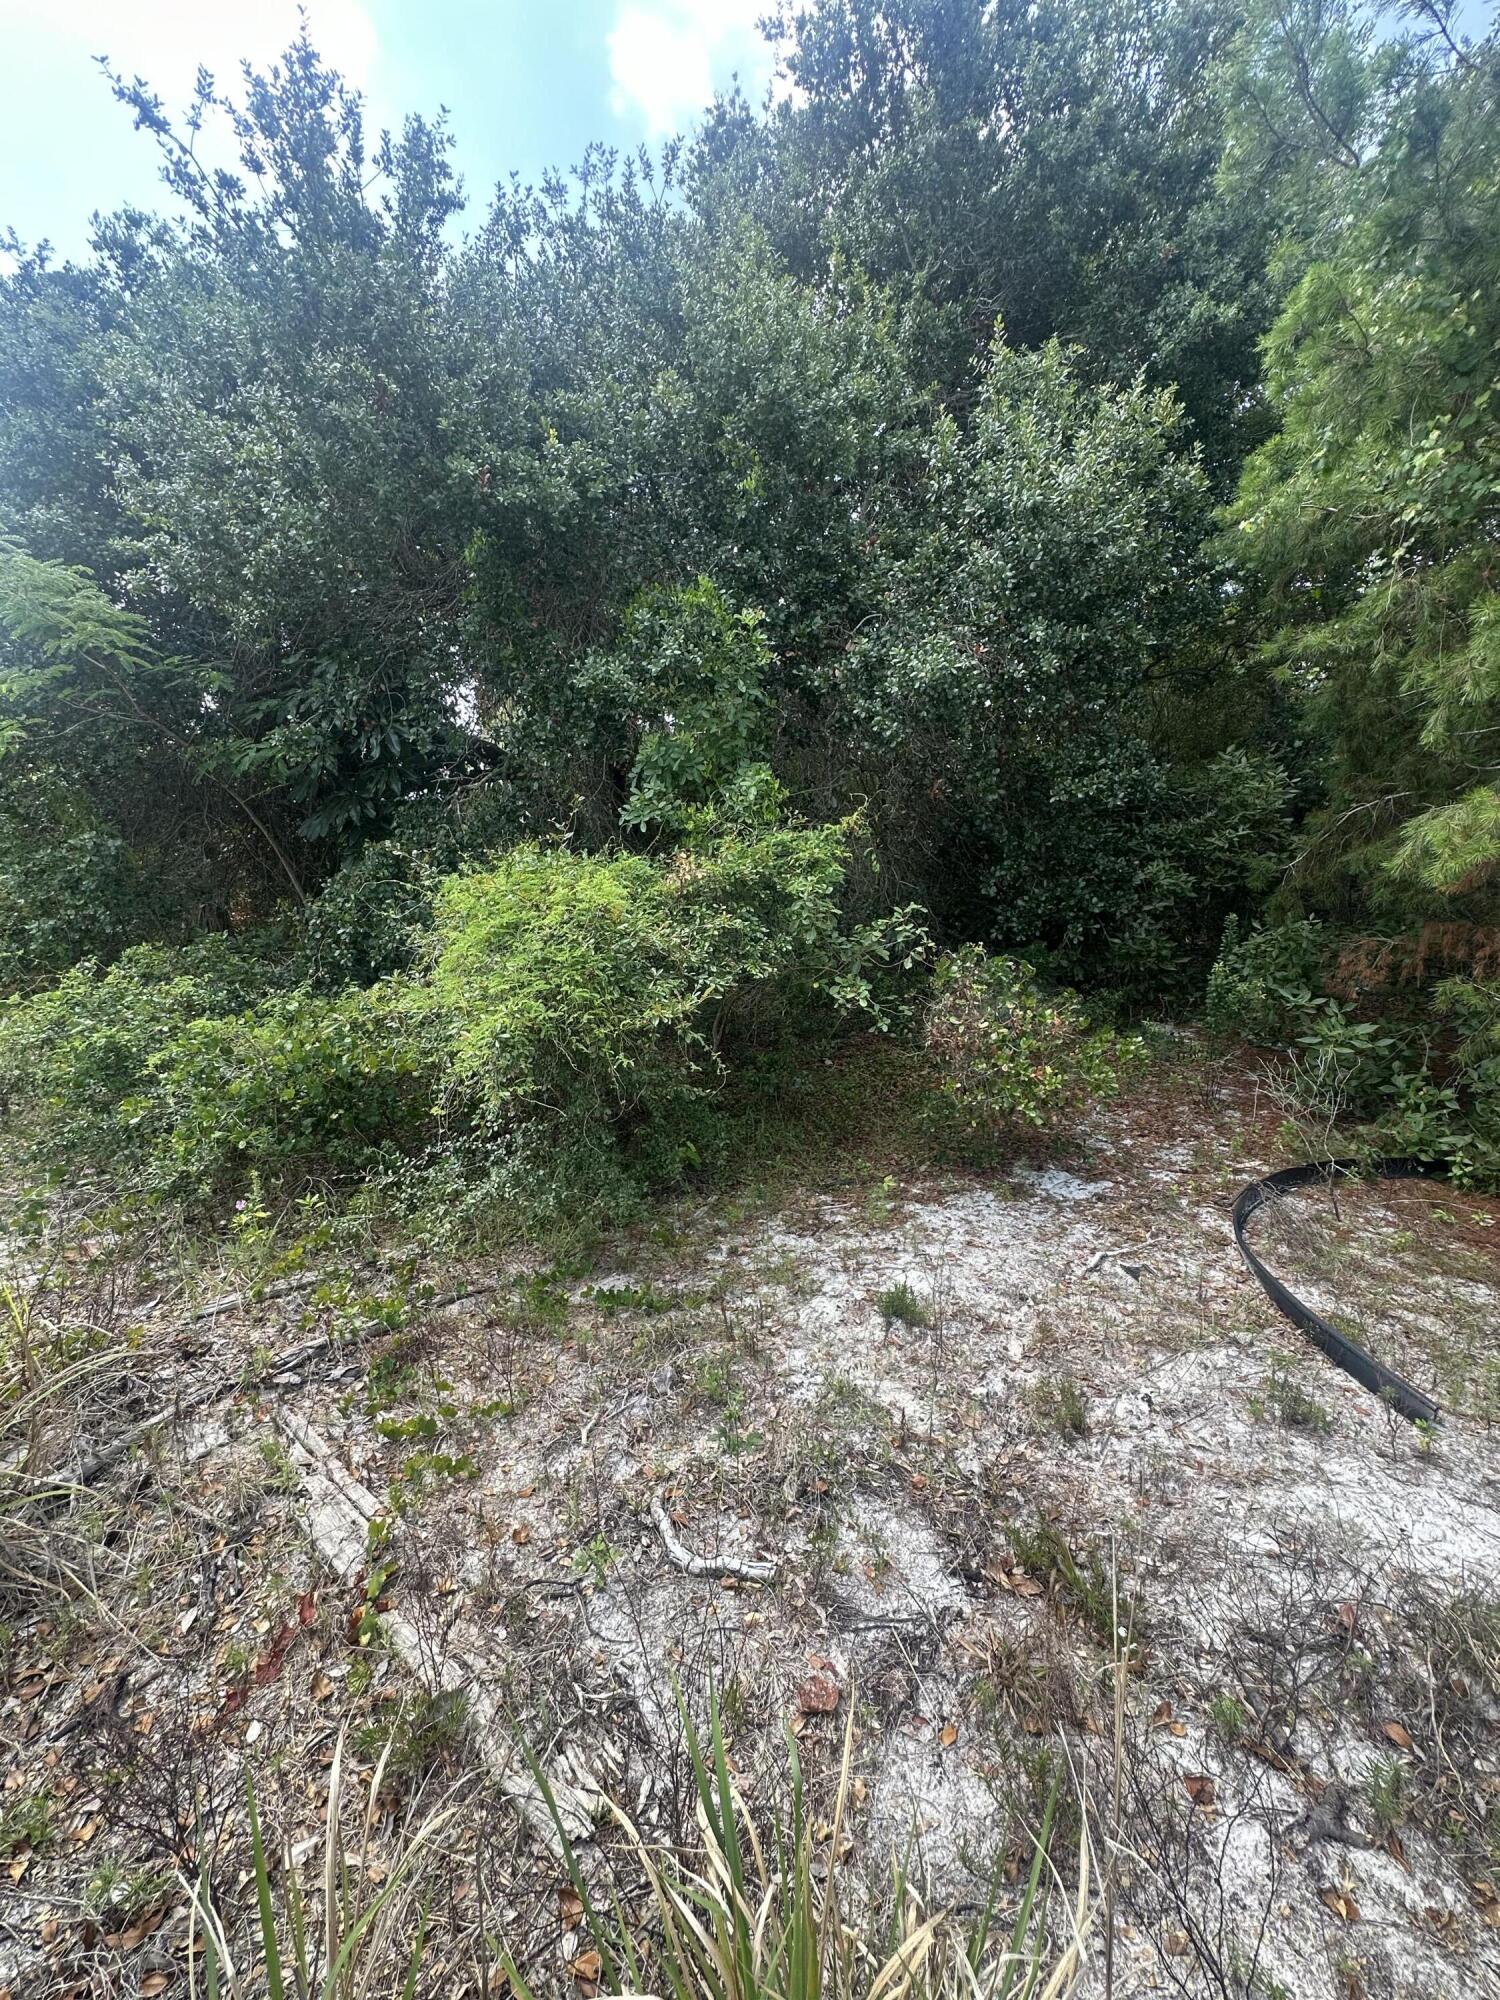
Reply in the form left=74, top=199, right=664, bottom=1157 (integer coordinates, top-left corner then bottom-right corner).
left=1231, top=1157, right=1445, bottom=1427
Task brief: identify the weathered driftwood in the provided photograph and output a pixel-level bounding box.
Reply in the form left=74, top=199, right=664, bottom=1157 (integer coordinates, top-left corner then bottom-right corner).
left=650, top=1485, right=776, bottom=1584
left=275, top=1409, right=602, bottom=1853
left=51, top=1283, right=498, bottom=1492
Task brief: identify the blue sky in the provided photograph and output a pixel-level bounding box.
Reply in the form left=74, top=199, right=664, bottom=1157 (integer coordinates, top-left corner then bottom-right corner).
left=0, top=0, right=779, bottom=261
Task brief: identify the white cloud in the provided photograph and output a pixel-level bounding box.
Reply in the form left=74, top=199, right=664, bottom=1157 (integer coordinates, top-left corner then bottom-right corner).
left=607, top=0, right=776, bottom=138
left=4, top=0, right=378, bottom=102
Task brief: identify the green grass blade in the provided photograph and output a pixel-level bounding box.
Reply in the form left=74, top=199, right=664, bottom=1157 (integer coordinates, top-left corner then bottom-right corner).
left=247, top=1769, right=288, bottom=2000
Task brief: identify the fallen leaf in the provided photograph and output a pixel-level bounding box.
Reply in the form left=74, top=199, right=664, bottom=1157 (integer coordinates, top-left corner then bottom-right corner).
left=570, top=1949, right=602, bottom=1984
left=559, top=1886, right=584, bottom=1925
left=797, top=1672, right=841, bottom=1716
left=141, top=1976, right=171, bottom=1996
left=252, top=1624, right=295, bottom=1688
left=1380, top=1721, right=1414, bottom=1751
left=512, top=1525, right=531, bottom=1547
left=939, top=1723, right=959, bottom=1749
left=1319, top=1887, right=1360, bottom=1923
left=105, top=1906, right=165, bottom=1950
left=1150, top=1700, right=1174, bottom=1728
left=311, top=1672, right=334, bottom=1702
left=1184, top=1775, right=1215, bottom=1810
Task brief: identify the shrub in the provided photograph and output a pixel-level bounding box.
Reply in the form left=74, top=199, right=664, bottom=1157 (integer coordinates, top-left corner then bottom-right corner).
left=922, top=946, right=1141, bottom=1159
left=409, top=824, right=927, bottom=1223
left=1204, top=917, right=1328, bottom=1045
left=295, top=837, right=439, bottom=990
left=0, top=937, right=288, bottom=1180
left=141, top=986, right=431, bottom=1200
left=0, top=942, right=427, bottom=1204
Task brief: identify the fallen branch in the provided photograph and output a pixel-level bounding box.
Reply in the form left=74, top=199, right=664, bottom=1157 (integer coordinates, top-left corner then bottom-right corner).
left=1082, top=1236, right=1157, bottom=1277
left=651, top=1485, right=776, bottom=1584
left=276, top=1411, right=602, bottom=1854
left=181, top=1271, right=325, bottom=1324
left=48, top=1282, right=500, bottom=1492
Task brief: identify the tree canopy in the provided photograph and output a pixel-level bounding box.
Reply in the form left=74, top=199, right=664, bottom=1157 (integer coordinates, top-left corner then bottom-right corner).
left=1, top=0, right=1497, bottom=1196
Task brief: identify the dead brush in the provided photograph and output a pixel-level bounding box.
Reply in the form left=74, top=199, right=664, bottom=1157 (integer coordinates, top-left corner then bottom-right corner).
left=0, top=1278, right=145, bottom=1613
left=512, top=1684, right=1096, bottom=2000
left=183, top=1730, right=456, bottom=2000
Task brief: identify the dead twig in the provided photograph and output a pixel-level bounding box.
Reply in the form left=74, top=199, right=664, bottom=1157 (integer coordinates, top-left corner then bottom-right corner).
left=651, top=1485, right=776, bottom=1584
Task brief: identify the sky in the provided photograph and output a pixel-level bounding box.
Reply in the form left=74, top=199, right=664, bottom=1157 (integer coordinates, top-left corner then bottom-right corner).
left=0, top=0, right=781, bottom=262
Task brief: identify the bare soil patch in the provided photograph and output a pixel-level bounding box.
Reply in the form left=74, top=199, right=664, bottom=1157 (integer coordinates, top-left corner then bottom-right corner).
left=4, top=1047, right=1499, bottom=1999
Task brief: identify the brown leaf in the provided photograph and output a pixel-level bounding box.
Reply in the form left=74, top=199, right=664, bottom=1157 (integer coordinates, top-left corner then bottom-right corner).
left=939, top=1723, right=959, bottom=1749
left=297, top=1591, right=317, bottom=1627
left=310, top=1672, right=334, bottom=1702
left=558, top=1885, right=584, bottom=1926
left=105, top=1906, right=165, bottom=1950
left=140, top=1976, right=171, bottom=1996
left=797, top=1672, right=841, bottom=1716
left=1150, top=1700, right=1174, bottom=1728
left=570, top=1949, right=602, bottom=1984
left=252, top=1624, right=295, bottom=1688
left=1319, top=1887, right=1361, bottom=1923
left=1380, top=1721, right=1414, bottom=1751
left=1184, top=1775, right=1215, bottom=1810
left=512, top=1525, right=531, bottom=1547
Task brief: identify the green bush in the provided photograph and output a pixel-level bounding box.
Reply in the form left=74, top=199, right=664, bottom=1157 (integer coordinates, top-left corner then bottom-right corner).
left=922, top=946, right=1142, bottom=1159
left=412, top=824, right=926, bottom=1222
left=0, top=941, right=426, bottom=1203
left=0, top=938, right=287, bottom=1178
left=295, top=838, right=439, bottom=990
left=1204, top=917, right=1328, bottom=1046
left=140, top=987, right=431, bottom=1200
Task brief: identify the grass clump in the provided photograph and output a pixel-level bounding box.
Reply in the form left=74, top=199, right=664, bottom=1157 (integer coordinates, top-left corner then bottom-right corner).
left=1031, top=1375, right=1088, bottom=1440
left=877, top=1280, right=932, bottom=1329
left=1005, top=1519, right=1142, bottom=1659
left=1251, top=1353, right=1333, bottom=1434
left=513, top=1683, right=1094, bottom=2000
left=187, top=1732, right=452, bottom=1998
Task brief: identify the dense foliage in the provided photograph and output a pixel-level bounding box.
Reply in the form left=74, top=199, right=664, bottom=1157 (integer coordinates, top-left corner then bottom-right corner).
left=1, top=0, right=1497, bottom=1219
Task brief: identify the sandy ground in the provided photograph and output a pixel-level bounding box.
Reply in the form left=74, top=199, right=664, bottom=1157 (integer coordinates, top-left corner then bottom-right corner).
left=3, top=1048, right=1499, bottom=1998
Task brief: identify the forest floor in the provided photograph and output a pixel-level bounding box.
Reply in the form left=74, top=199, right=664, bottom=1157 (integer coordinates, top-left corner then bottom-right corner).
left=3, top=1040, right=1499, bottom=2000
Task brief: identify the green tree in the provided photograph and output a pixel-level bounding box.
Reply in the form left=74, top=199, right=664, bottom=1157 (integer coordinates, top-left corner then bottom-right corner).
left=1223, top=0, right=1500, bottom=922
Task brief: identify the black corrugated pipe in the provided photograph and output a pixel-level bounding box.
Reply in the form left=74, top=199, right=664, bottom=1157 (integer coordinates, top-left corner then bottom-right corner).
left=1232, top=1158, right=1445, bottom=1427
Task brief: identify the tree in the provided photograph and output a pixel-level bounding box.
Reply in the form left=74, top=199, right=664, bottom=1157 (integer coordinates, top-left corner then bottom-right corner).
left=694, top=0, right=1280, bottom=485
left=1223, top=0, right=1500, bottom=924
